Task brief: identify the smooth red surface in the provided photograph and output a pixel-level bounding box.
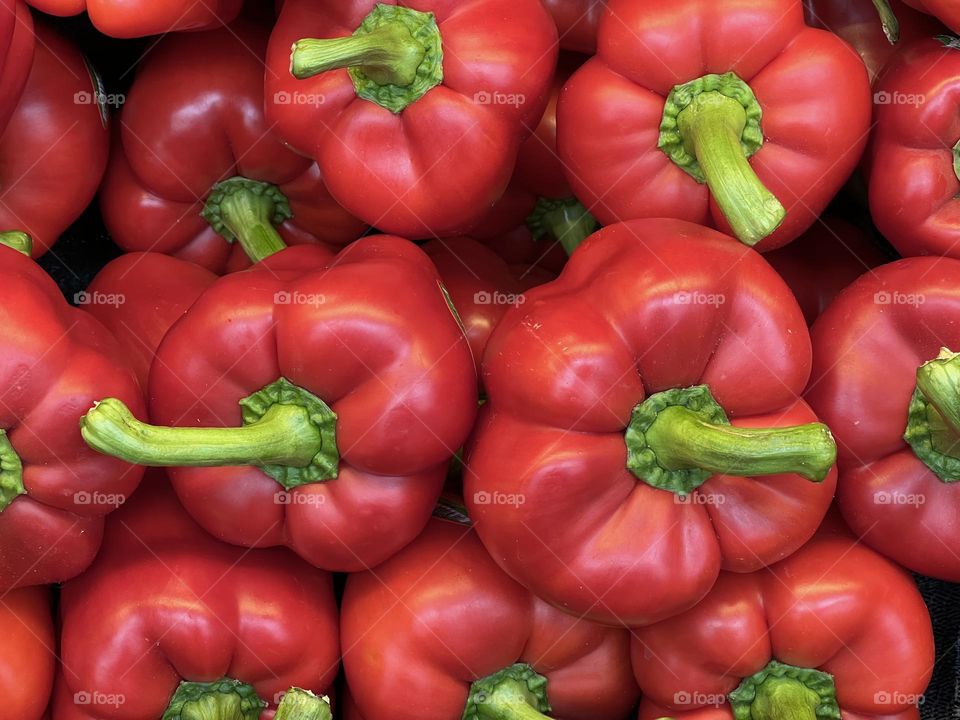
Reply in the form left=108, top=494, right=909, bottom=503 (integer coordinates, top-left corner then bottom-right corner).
left=0, top=586, right=54, bottom=720
left=100, top=23, right=365, bottom=275
left=265, top=0, right=558, bottom=238
left=342, top=518, right=640, bottom=720
left=765, top=217, right=889, bottom=324
left=868, top=38, right=960, bottom=259
left=424, top=237, right=554, bottom=375
left=805, top=0, right=945, bottom=84
left=902, top=0, right=960, bottom=33
left=53, top=475, right=340, bottom=720
left=464, top=219, right=836, bottom=627
left=24, top=0, right=241, bottom=37
left=0, top=19, right=109, bottom=258
left=633, top=536, right=934, bottom=720
left=807, top=257, right=960, bottom=580
left=0, top=1, right=34, bottom=137
left=557, top=0, right=872, bottom=251
left=81, top=253, right=217, bottom=389
left=542, top=0, right=605, bottom=53
left=149, top=236, right=477, bottom=571
left=0, top=245, right=145, bottom=590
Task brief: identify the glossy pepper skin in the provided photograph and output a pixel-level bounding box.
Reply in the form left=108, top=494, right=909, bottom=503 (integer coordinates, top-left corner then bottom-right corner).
left=464, top=219, right=837, bottom=627
left=557, top=0, right=871, bottom=250
left=23, top=0, right=241, bottom=37
left=0, top=19, right=109, bottom=258
left=0, top=243, right=145, bottom=591
left=80, top=237, right=477, bottom=572
left=469, top=53, right=596, bottom=265
left=423, top=237, right=554, bottom=375
left=79, top=253, right=217, bottom=389
left=764, top=217, right=889, bottom=325
left=100, top=23, right=365, bottom=275
left=1, top=586, right=54, bottom=720
left=0, top=1, right=33, bottom=137
left=542, top=0, right=605, bottom=53
left=52, top=474, right=340, bottom=720
left=632, top=535, right=933, bottom=720
left=901, top=0, right=960, bottom=33
left=265, top=0, right=558, bottom=239
left=806, top=257, right=960, bottom=581
left=868, top=37, right=960, bottom=259
left=805, top=0, right=945, bottom=83
left=342, top=516, right=640, bottom=720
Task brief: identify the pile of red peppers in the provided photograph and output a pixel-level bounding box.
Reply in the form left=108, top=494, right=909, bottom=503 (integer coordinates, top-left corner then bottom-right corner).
left=4, top=0, right=960, bottom=718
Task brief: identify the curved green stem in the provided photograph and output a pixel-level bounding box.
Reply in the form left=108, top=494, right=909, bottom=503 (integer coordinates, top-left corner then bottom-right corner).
left=916, top=348, right=960, bottom=437
left=872, top=0, right=900, bottom=44
left=728, top=661, right=839, bottom=720
left=201, top=177, right=291, bottom=263
left=626, top=386, right=835, bottom=494
left=81, top=378, right=339, bottom=490
left=464, top=665, right=551, bottom=720
left=289, top=4, right=443, bottom=114
left=526, top=197, right=598, bottom=256
left=275, top=689, right=332, bottom=720
left=677, top=92, right=784, bottom=245
left=162, top=678, right=265, bottom=720
left=905, top=348, right=960, bottom=480
left=0, top=231, right=31, bottom=256
left=0, top=429, right=24, bottom=512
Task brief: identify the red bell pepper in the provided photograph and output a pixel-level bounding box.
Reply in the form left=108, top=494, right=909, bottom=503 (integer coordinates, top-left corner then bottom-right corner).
left=342, top=515, right=640, bottom=720
left=0, top=240, right=145, bottom=591
left=806, top=256, right=960, bottom=581
left=867, top=37, right=960, bottom=259
left=469, top=53, right=597, bottom=262
left=100, top=23, right=366, bottom=275
left=542, top=1, right=605, bottom=53
left=264, top=0, right=558, bottom=239
left=424, top=237, right=554, bottom=375
left=80, top=253, right=217, bottom=389
left=2, top=586, right=54, bottom=720
left=901, top=0, right=960, bottom=33
left=464, top=218, right=837, bottom=627
left=557, top=0, right=872, bottom=249
left=0, top=1, right=33, bottom=136
left=0, top=18, right=109, bottom=258
left=79, top=236, right=477, bottom=572
left=764, top=216, right=889, bottom=325
left=23, top=0, right=241, bottom=37
left=805, top=0, right=945, bottom=83
left=52, top=474, right=340, bottom=720
left=632, top=535, right=934, bottom=720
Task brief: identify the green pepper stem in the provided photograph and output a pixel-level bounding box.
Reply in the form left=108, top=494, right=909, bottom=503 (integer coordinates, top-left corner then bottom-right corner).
left=162, top=678, right=265, bottom=720
left=472, top=679, right=551, bottom=720
left=291, top=23, right=424, bottom=84
left=201, top=177, right=291, bottom=264
left=0, top=429, right=25, bottom=513
left=872, top=0, right=901, bottom=44
left=80, top=398, right=322, bottom=470
left=749, top=676, right=822, bottom=720
left=274, top=689, right=332, bottom=720
left=0, top=231, right=32, bottom=256
left=645, top=406, right=836, bottom=482
left=916, top=348, right=960, bottom=438
left=677, top=92, right=785, bottom=246
left=526, top=197, right=598, bottom=256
